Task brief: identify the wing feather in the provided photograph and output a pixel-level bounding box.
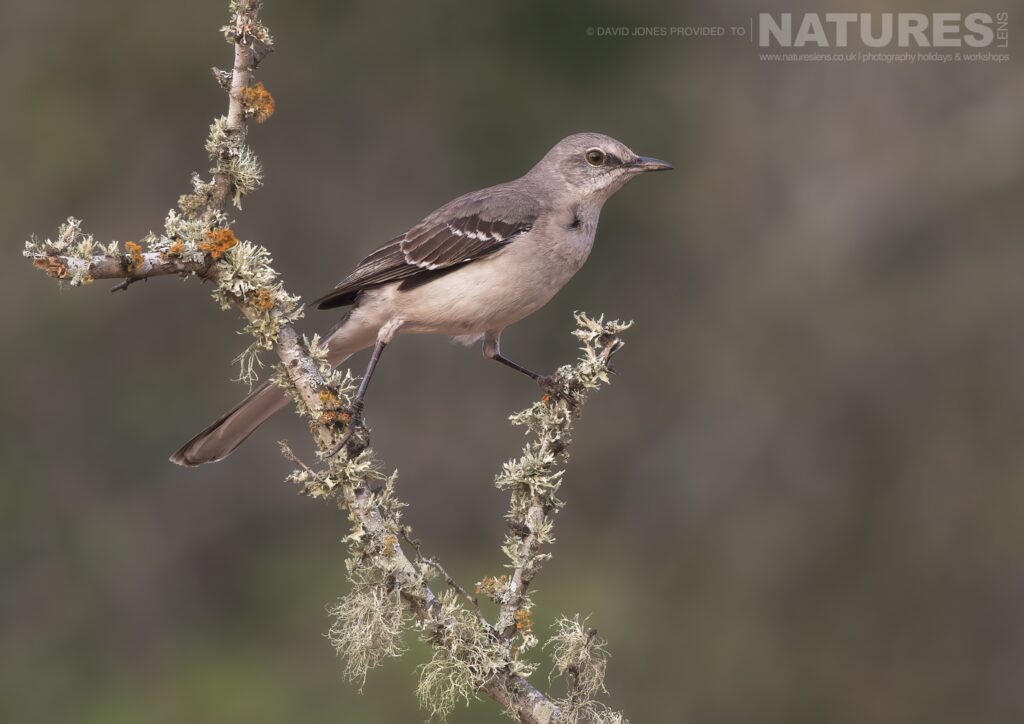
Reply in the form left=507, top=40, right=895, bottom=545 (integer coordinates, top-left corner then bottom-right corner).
left=313, top=186, right=539, bottom=310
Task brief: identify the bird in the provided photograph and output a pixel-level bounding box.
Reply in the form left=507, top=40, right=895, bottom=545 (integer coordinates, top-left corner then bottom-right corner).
left=171, top=132, right=671, bottom=466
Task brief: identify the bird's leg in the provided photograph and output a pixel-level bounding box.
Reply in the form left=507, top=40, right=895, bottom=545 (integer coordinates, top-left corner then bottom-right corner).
left=490, top=350, right=542, bottom=382
left=351, top=339, right=387, bottom=418
left=329, top=338, right=387, bottom=456
left=482, top=332, right=572, bottom=405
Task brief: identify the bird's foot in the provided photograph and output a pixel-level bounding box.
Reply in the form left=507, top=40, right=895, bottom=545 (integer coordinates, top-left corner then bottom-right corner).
left=327, top=401, right=369, bottom=457
left=537, top=374, right=576, bottom=409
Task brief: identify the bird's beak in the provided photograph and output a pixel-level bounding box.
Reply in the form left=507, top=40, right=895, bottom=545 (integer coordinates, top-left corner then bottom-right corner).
left=631, top=156, right=673, bottom=172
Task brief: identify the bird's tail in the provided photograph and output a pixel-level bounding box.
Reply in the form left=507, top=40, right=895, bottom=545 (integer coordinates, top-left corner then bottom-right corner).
left=169, top=315, right=374, bottom=466
left=169, top=379, right=291, bottom=466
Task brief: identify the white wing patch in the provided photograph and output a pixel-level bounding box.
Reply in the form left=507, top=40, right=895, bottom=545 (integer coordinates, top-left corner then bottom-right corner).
left=445, top=223, right=501, bottom=242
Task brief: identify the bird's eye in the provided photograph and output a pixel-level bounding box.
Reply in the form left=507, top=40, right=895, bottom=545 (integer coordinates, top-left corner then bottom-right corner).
left=585, top=148, right=606, bottom=166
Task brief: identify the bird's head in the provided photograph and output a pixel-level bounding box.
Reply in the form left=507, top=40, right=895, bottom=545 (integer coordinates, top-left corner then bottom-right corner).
left=529, top=132, right=672, bottom=203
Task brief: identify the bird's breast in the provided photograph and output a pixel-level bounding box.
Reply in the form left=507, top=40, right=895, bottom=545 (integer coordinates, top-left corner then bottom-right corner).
left=546, top=207, right=599, bottom=274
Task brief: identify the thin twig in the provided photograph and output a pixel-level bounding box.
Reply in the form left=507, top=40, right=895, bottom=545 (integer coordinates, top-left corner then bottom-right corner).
left=422, top=555, right=490, bottom=628
left=496, top=328, right=627, bottom=642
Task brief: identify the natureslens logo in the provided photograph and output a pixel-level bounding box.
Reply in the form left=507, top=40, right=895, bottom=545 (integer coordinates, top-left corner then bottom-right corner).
left=758, top=12, right=1009, bottom=48
left=581, top=12, right=1010, bottom=64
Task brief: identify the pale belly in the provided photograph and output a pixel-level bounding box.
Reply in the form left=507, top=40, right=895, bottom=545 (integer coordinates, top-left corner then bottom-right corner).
left=353, top=234, right=592, bottom=337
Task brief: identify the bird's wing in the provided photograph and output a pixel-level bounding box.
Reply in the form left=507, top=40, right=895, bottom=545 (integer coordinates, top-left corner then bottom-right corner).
left=313, top=186, right=540, bottom=309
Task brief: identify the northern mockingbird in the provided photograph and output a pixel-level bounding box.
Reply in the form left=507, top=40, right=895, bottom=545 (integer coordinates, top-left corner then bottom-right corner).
left=171, top=132, right=671, bottom=466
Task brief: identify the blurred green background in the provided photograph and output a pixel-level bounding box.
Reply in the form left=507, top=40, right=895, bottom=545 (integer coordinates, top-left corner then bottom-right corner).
left=3, top=0, right=1024, bottom=722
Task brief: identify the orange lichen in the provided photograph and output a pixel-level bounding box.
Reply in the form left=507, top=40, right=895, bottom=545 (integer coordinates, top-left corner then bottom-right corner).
left=513, top=608, right=533, bottom=634
left=475, top=574, right=509, bottom=599
left=199, top=228, right=239, bottom=260
left=240, top=82, right=275, bottom=123
left=251, top=287, right=275, bottom=310
left=33, top=256, right=68, bottom=279
left=164, top=239, right=186, bottom=258
left=317, top=388, right=348, bottom=426
left=381, top=534, right=398, bottom=556
left=124, top=241, right=144, bottom=269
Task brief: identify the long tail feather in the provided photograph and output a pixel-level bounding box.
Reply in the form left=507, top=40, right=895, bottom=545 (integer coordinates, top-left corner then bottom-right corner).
left=170, top=315, right=374, bottom=466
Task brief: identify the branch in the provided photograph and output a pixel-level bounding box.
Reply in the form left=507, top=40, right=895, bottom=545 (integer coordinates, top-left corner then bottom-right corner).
left=30, top=247, right=212, bottom=291
left=279, top=318, right=629, bottom=723
left=22, top=3, right=630, bottom=722
left=210, top=0, right=272, bottom=211
left=493, top=322, right=628, bottom=642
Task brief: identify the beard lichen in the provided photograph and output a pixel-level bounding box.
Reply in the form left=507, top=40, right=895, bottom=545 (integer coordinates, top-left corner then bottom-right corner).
left=327, top=564, right=407, bottom=690
left=416, top=591, right=518, bottom=720
left=546, top=615, right=627, bottom=724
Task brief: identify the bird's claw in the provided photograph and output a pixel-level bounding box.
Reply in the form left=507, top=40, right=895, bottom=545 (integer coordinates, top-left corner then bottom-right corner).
left=327, top=402, right=369, bottom=457
left=537, top=374, right=575, bottom=409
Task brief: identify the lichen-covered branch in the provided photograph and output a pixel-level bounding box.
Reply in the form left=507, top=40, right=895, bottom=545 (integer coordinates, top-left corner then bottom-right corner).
left=490, top=316, right=630, bottom=646
left=546, top=616, right=624, bottom=723
left=21, top=2, right=630, bottom=722
left=210, top=0, right=273, bottom=211
left=26, top=228, right=212, bottom=291
left=292, top=317, right=629, bottom=723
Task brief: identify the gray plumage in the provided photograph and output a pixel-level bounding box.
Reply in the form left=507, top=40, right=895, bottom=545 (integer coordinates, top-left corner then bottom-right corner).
left=313, top=187, right=540, bottom=309
left=171, top=132, right=671, bottom=466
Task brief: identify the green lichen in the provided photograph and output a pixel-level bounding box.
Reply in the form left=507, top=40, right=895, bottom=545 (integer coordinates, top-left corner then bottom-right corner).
left=207, top=238, right=303, bottom=384
left=206, top=115, right=263, bottom=208
left=222, top=1, right=275, bottom=47
left=177, top=172, right=218, bottom=219
left=157, top=210, right=208, bottom=260
left=272, top=334, right=357, bottom=426
left=22, top=217, right=104, bottom=286
left=284, top=315, right=629, bottom=720
left=495, top=314, right=631, bottom=654
left=23, top=2, right=634, bottom=718
left=221, top=146, right=263, bottom=206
